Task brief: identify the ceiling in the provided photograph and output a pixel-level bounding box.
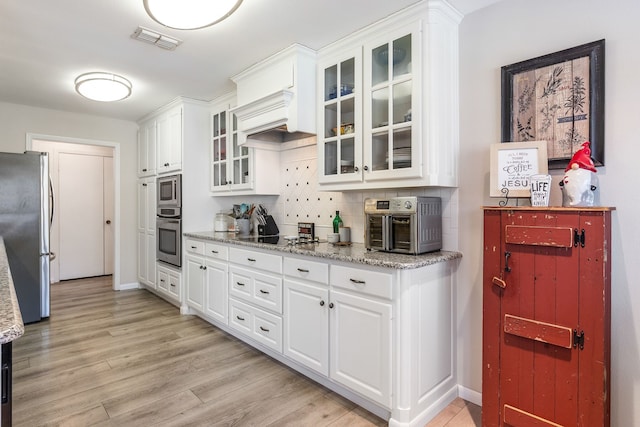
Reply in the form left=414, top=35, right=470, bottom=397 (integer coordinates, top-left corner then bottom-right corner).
left=0, top=0, right=504, bottom=122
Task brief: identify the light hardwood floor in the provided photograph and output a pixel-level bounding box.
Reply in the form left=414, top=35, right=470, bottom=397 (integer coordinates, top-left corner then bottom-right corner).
left=12, top=276, right=480, bottom=426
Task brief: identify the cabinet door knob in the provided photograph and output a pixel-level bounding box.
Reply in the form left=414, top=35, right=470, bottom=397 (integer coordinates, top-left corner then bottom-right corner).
left=142, top=168, right=147, bottom=172
left=354, top=166, right=359, bottom=172
left=329, top=302, right=334, bottom=309
left=106, top=220, right=111, bottom=224
left=363, top=165, right=369, bottom=171
left=319, top=300, right=325, bottom=306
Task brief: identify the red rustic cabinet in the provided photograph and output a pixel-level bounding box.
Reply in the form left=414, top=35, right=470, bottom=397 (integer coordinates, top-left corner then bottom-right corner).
left=482, top=207, right=613, bottom=427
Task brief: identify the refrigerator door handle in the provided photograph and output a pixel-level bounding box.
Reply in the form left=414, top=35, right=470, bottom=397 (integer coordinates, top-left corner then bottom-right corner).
left=49, top=176, right=55, bottom=227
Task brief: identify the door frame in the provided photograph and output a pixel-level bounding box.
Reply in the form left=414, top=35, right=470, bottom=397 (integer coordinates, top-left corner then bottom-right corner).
left=26, top=133, right=122, bottom=291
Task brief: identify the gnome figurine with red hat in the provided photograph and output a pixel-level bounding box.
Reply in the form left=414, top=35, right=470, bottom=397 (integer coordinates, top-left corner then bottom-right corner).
left=559, top=141, right=599, bottom=207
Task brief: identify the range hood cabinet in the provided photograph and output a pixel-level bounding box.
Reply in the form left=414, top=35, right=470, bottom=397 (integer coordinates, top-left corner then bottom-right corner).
left=230, top=44, right=316, bottom=150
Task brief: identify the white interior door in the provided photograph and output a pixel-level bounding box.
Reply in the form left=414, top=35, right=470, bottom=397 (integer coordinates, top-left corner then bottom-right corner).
left=59, top=153, right=104, bottom=280
left=103, top=156, right=114, bottom=275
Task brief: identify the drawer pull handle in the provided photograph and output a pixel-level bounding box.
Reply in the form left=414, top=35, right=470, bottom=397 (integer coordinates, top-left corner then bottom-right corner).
left=349, top=278, right=366, bottom=284
left=160, top=279, right=166, bottom=283
left=259, top=289, right=270, bottom=295
left=297, top=268, right=309, bottom=273
left=170, top=283, right=175, bottom=287
left=211, top=250, right=218, bottom=254
left=247, top=258, right=256, bottom=262
left=236, top=315, right=245, bottom=321
left=259, top=326, right=270, bottom=332
left=236, top=282, right=246, bottom=287
left=492, top=276, right=507, bottom=289
left=191, top=245, right=197, bottom=249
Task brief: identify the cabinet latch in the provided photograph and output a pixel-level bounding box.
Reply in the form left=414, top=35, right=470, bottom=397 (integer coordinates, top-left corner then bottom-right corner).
left=573, top=229, right=585, bottom=248
left=573, top=329, right=585, bottom=350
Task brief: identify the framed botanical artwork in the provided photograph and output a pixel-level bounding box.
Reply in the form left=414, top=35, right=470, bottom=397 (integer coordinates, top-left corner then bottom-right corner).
left=501, top=40, right=605, bottom=170
left=490, top=141, right=548, bottom=198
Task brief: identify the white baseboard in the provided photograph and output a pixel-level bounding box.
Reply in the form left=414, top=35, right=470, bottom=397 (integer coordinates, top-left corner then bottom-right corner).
left=457, top=385, right=482, bottom=407
left=115, top=281, right=140, bottom=291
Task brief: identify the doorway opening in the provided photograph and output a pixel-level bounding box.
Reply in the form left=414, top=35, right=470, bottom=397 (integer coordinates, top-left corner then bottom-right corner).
left=27, top=134, right=121, bottom=290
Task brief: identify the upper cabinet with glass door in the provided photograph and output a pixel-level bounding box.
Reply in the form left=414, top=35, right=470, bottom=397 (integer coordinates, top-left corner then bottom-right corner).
left=210, top=94, right=280, bottom=196
left=317, top=1, right=461, bottom=190
left=318, top=50, right=362, bottom=185
left=365, top=30, right=419, bottom=182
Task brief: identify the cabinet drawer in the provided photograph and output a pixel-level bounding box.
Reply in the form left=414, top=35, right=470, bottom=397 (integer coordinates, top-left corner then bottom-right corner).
left=185, top=239, right=205, bottom=255
left=330, top=265, right=393, bottom=300
left=229, top=298, right=252, bottom=335
left=229, top=265, right=282, bottom=314
left=229, top=247, right=282, bottom=274
left=228, top=298, right=283, bottom=353
left=284, top=257, right=329, bottom=284
left=205, top=242, right=228, bottom=261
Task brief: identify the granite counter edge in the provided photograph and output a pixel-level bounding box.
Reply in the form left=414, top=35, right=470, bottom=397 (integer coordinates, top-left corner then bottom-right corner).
left=184, top=231, right=462, bottom=269
left=0, top=237, right=25, bottom=344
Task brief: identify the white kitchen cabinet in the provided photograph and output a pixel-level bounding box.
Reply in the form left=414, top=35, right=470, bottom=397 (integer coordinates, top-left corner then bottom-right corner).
left=284, top=258, right=392, bottom=407
left=330, top=288, right=391, bottom=407
left=185, top=253, right=205, bottom=312
left=185, top=239, right=229, bottom=324
left=137, top=177, right=156, bottom=289
left=137, top=118, right=157, bottom=177
left=156, top=105, right=182, bottom=174
left=317, top=1, right=460, bottom=190
left=156, top=262, right=181, bottom=304
left=182, top=234, right=459, bottom=426
left=209, top=93, right=280, bottom=195
left=284, top=278, right=329, bottom=375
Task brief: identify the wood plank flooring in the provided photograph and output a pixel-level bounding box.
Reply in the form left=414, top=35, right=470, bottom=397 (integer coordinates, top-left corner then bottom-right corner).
left=11, top=276, right=480, bottom=426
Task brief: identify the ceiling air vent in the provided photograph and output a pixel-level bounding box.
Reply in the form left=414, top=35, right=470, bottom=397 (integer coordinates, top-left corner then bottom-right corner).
left=131, top=26, right=182, bottom=50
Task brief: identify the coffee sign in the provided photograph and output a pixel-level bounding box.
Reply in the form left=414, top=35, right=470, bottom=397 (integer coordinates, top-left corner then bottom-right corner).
left=490, top=141, right=548, bottom=198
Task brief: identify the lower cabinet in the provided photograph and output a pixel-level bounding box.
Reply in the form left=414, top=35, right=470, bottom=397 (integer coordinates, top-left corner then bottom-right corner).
left=156, top=262, right=181, bottom=304
left=182, top=237, right=457, bottom=426
left=185, top=239, right=229, bottom=324
left=283, top=269, right=391, bottom=407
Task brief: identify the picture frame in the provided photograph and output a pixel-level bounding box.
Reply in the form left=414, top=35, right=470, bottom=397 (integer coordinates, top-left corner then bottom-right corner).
left=501, top=39, right=605, bottom=170
left=490, top=141, right=548, bottom=197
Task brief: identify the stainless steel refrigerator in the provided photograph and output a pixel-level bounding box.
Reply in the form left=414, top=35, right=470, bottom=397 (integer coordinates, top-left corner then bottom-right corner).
left=0, top=152, right=51, bottom=323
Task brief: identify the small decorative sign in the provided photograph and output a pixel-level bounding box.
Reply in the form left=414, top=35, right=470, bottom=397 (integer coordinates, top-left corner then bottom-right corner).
left=490, top=141, right=548, bottom=198
left=530, top=174, right=552, bottom=206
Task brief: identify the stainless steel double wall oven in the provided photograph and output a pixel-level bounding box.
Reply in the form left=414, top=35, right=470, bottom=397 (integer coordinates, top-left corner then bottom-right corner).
left=156, top=174, right=181, bottom=267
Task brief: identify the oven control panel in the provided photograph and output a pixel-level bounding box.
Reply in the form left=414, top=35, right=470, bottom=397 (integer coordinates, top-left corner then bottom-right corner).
left=364, top=197, right=419, bottom=214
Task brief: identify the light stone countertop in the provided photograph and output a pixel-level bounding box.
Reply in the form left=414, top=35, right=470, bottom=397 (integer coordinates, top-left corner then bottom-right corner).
left=184, top=231, right=462, bottom=269
left=0, top=236, right=24, bottom=344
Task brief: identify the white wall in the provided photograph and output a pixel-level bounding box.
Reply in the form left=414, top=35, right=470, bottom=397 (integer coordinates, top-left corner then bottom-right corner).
left=458, top=0, right=640, bottom=425
left=0, top=102, right=139, bottom=286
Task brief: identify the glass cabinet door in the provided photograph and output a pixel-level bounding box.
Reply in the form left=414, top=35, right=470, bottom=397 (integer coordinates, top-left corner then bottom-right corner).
left=319, top=52, right=362, bottom=183
left=366, top=32, right=418, bottom=179
left=211, top=110, right=228, bottom=190
left=229, top=113, right=251, bottom=188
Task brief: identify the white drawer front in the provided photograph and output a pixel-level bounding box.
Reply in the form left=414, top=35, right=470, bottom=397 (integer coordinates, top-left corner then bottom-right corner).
left=229, top=267, right=252, bottom=300
left=252, top=308, right=283, bottom=353
left=205, top=242, right=228, bottom=261
left=330, top=265, right=393, bottom=300
left=185, top=239, right=205, bottom=255
left=284, top=257, right=329, bottom=284
left=229, top=298, right=252, bottom=335
left=229, top=247, right=282, bottom=274
left=229, top=266, right=282, bottom=314
left=252, top=271, right=282, bottom=313
left=229, top=298, right=282, bottom=353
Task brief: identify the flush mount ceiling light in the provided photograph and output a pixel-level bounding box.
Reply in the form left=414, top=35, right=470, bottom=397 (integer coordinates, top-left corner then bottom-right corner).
left=74, top=72, right=132, bottom=102
left=143, top=0, right=243, bottom=30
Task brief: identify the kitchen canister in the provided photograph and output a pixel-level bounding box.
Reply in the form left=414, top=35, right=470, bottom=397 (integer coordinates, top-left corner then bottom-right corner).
left=339, top=226, right=351, bottom=243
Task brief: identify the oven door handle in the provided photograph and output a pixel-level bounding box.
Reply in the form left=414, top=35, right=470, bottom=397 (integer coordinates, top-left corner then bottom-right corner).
left=157, top=214, right=180, bottom=220
left=382, top=215, right=390, bottom=251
